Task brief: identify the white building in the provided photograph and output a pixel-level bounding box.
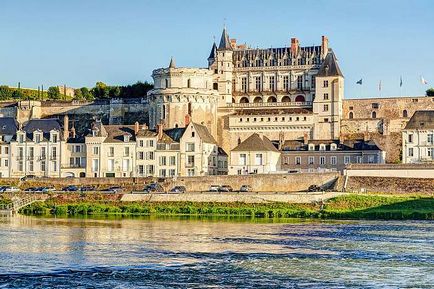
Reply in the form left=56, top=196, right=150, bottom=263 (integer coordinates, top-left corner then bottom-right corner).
left=402, top=111, right=434, bottom=164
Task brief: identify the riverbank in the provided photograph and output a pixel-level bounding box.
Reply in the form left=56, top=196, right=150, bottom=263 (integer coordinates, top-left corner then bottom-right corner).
left=19, top=194, right=434, bottom=220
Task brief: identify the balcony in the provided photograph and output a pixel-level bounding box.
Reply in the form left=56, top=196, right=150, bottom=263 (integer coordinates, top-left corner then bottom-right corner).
left=226, top=101, right=312, bottom=109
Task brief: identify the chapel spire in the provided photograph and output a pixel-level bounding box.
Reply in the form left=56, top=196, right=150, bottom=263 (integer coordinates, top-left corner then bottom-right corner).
left=218, top=27, right=232, bottom=50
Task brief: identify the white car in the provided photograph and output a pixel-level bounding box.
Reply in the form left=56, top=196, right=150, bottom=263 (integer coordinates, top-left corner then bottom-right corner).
left=3, top=186, right=20, bottom=193
left=208, top=185, right=220, bottom=192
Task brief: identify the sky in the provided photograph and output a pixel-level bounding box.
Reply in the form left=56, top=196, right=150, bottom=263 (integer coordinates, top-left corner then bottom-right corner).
left=1, top=0, right=433, bottom=99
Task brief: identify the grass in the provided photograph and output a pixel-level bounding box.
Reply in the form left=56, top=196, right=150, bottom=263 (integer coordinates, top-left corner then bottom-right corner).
left=19, top=194, right=434, bottom=220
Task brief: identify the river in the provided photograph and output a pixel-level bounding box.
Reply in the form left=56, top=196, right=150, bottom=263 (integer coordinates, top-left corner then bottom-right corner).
left=0, top=216, right=432, bottom=288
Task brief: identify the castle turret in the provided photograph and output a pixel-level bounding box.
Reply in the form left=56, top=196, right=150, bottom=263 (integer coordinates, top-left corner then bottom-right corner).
left=313, top=48, right=344, bottom=139
left=214, top=27, right=234, bottom=106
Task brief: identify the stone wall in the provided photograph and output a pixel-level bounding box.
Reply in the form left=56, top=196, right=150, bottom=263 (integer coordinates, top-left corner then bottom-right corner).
left=346, top=176, right=434, bottom=194
left=121, top=191, right=346, bottom=203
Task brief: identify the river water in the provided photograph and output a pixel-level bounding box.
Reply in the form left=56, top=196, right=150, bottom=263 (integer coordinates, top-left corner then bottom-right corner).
left=0, top=216, right=432, bottom=288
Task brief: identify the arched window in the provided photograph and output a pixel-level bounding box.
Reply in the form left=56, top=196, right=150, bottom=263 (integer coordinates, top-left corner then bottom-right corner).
left=295, top=95, right=305, bottom=102
left=239, top=97, right=249, bottom=103
left=403, top=110, right=408, bottom=117
left=267, top=96, right=277, bottom=103
left=231, top=98, right=235, bottom=103
left=187, top=79, right=191, bottom=88
left=253, top=96, right=263, bottom=103
left=281, top=96, right=291, bottom=102
left=165, top=79, right=169, bottom=88
left=372, top=111, right=377, bottom=119
left=349, top=112, right=354, bottom=119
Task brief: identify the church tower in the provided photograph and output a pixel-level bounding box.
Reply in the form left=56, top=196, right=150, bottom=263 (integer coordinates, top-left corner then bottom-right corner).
left=313, top=49, right=344, bottom=139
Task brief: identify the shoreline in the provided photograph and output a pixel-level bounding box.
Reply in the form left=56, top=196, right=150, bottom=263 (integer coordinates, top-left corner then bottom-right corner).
left=18, top=194, right=434, bottom=221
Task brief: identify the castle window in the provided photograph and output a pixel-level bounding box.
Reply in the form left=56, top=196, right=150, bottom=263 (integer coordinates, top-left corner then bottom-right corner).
left=297, top=75, right=303, bottom=90
left=283, top=76, right=289, bottom=91
left=323, top=104, right=329, bottom=112
left=267, top=96, right=277, bottom=103
left=311, top=76, right=315, bottom=88
left=240, top=97, right=249, bottom=103
left=241, top=77, right=247, bottom=92
left=349, top=112, right=354, bottom=119
left=269, top=76, right=276, bottom=91
left=330, top=143, right=337, bottom=151
left=239, top=118, right=242, bottom=122
left=165, top=79, right=169, bottom=88
left=324, top=93, right=329, bottom=100
left=372, top=103, right=379, bottom=109
left=187, top=79, right=191, bottom=88
left=403, top=110, right=408, bottom=117
left=323, top=80, right=329, bottom=88
left=349, top=106, right=354, bottom=110
left=213, top=83, right=218, bottom=90
left=372, top=111, right=377, bottom=119
left=295, top=95, right=305, bottom=102
left=281, top=96, right=291, bottom=102
left=255, top=76, right=262, bottom=92
left=308, top=144, right=315, bottom=151
left=412, top=99, right=418, bottom=103
left=253, top=96, right=262, bottom=103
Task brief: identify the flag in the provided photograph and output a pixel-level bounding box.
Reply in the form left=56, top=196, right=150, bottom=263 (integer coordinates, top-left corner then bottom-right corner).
left=421, top=76, right=428, bottom=85
left=356, top=79, right=362, bottom=85
left=378, top=80, right=382, bottom=91
left=400, top=76, right=403, bottom=87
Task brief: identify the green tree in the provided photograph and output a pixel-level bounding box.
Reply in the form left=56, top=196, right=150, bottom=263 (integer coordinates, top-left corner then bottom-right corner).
left=426, top=88, right=434, bottom=97
left=80, top=87, right=93, bottom=101
left=92, top=82, right=110, bottom=99
left=74, top=88, right=83, bottom=100
left=109, top=86, right=121, bottom=98
left=12, top=89, right=24, bottom=99
left=47, top=86, right=61, bottom=100
left=0, top=86, right=13, bottom=100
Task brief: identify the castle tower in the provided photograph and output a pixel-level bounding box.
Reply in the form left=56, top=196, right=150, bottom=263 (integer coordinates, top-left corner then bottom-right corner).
left=147, top=58, right=219, bottom=136
left=213, top=27, right=234, bottom=106
left=313, top=49, right=344, bottom=139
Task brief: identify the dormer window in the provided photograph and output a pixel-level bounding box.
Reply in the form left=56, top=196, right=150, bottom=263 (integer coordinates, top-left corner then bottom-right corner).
left=308, top=144, right=315, bottom=151
left=124, top=135, right=130, bottom=142
left=92, top=130, right=97, bottom=137
left=51, top=133, right=58, bottom=143
left=34, top=133, right=41, bottom=143
left=319, top=144, right=326, bottom=151
left=330, top=143, right=337, bottom=151
left=18, top=133, right=25, bottom=143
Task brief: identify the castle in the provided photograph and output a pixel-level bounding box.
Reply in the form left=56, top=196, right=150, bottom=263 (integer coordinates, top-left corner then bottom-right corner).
left=148, top=28, right=344, bottom=155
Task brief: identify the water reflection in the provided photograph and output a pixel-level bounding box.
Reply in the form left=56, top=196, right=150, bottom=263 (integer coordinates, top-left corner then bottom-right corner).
left=0, top=215, right=433, bottom=288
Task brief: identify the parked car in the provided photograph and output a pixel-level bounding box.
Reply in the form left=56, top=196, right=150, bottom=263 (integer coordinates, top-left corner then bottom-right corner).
left=169, top=186, right=186, bottom=194
left=208, top=185, right=220, bottom=192
left=100, top=188, right=116, bottom=193
left=80, top=186, right=95, bottom=192
left=143, top=183, right=164, bottom=193
left=62, top=185, right=78, bottom=192
left=39, top=186, right=55, bottom=193
left=239, top=185, right=252, bottom=192
left=24, top=187, right=36, bottom=192
left=108, top=186, right=123, bottom=193
left=20, top=175, right=37, bottom=181
left=219, top=185, right=233, bottom=192
left=308, top=185, right=321, bottom=192
left=3, top=186, right=20, bottom=193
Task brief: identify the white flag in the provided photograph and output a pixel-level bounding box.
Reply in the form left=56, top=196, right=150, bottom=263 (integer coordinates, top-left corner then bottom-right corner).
left=421, top=76, right=428, bottom=85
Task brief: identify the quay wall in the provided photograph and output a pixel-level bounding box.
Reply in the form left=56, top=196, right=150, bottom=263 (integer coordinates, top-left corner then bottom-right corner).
left=121, top=191, right=346, bottom=203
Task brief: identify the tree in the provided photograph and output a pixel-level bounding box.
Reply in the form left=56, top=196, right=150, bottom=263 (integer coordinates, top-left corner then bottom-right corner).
left=74, top=88, right=83, bottom=100
left=12, top=89, right=24, bottom=99
left=0, top=86, right=13, bottom=100
left=47, top=86, right=61, bottom=100
left=80, top=87, right=93, bottom=101
left=92, top=82, right=110, bottom=99
left=426, top=88, right=434, bottom=97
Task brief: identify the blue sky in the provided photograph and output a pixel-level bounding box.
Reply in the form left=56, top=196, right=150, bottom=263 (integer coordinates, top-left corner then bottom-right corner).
left=1, top=0, right=433, bottom=98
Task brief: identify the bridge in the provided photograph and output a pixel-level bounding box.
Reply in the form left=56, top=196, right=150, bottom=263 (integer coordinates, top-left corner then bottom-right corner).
left=0, top=195, right=46, bottom=216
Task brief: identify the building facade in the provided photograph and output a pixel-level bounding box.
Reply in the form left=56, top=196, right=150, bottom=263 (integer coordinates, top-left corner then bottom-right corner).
left=402, top=111, right=434, bottom=164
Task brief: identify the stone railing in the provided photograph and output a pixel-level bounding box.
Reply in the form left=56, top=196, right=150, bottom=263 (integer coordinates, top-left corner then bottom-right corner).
left=226, top=101, right=312, bottom=108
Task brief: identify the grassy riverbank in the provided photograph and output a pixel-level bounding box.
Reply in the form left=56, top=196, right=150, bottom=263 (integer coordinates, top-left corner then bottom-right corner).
left=19, top=194, right=434, bottom=220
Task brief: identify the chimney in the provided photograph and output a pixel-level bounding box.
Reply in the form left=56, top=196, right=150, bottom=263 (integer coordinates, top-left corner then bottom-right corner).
left=184, top=114, right=191, bottom=127
left=230, top=38, right=237, bottom=49
left=70, top=126, right=76, bottom=139
left=141, top=123, right=148, bottom=130
left=134, top=121, right=139, bottom=135
left=157, top=123, right=164, bottom=139
left=303, top=132, right=309, bottom=145
left=63, top=115, right=69, bottom=140
left=321, top=36, right=328, bottom=58
left=291, top=38, right=299, bottom=56
left=339, top=133, right=344, bottom=144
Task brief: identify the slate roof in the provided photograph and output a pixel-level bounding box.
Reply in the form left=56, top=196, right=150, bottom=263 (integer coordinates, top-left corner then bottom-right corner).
left=404, top=111, right=434, bottom=130
left=208, top=42, right=217, bottom=60
left=164, top=127, right=186, bottom=142
left=232, top=133, right=279, bottom=152
left=103, top=125, right=135, bottom=143
left=280, top=139, right=381, bottom=152
left=23, top=118, right=61, bottom=133
left=317, top=49, right=343, bottom=77
left=192, top=122, right=217, bottom=144
left=218, top=28, right=232, bottom=50
left=218, top=147, right=228, bottom=156
left=0, top=117, right=18, bottom=135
